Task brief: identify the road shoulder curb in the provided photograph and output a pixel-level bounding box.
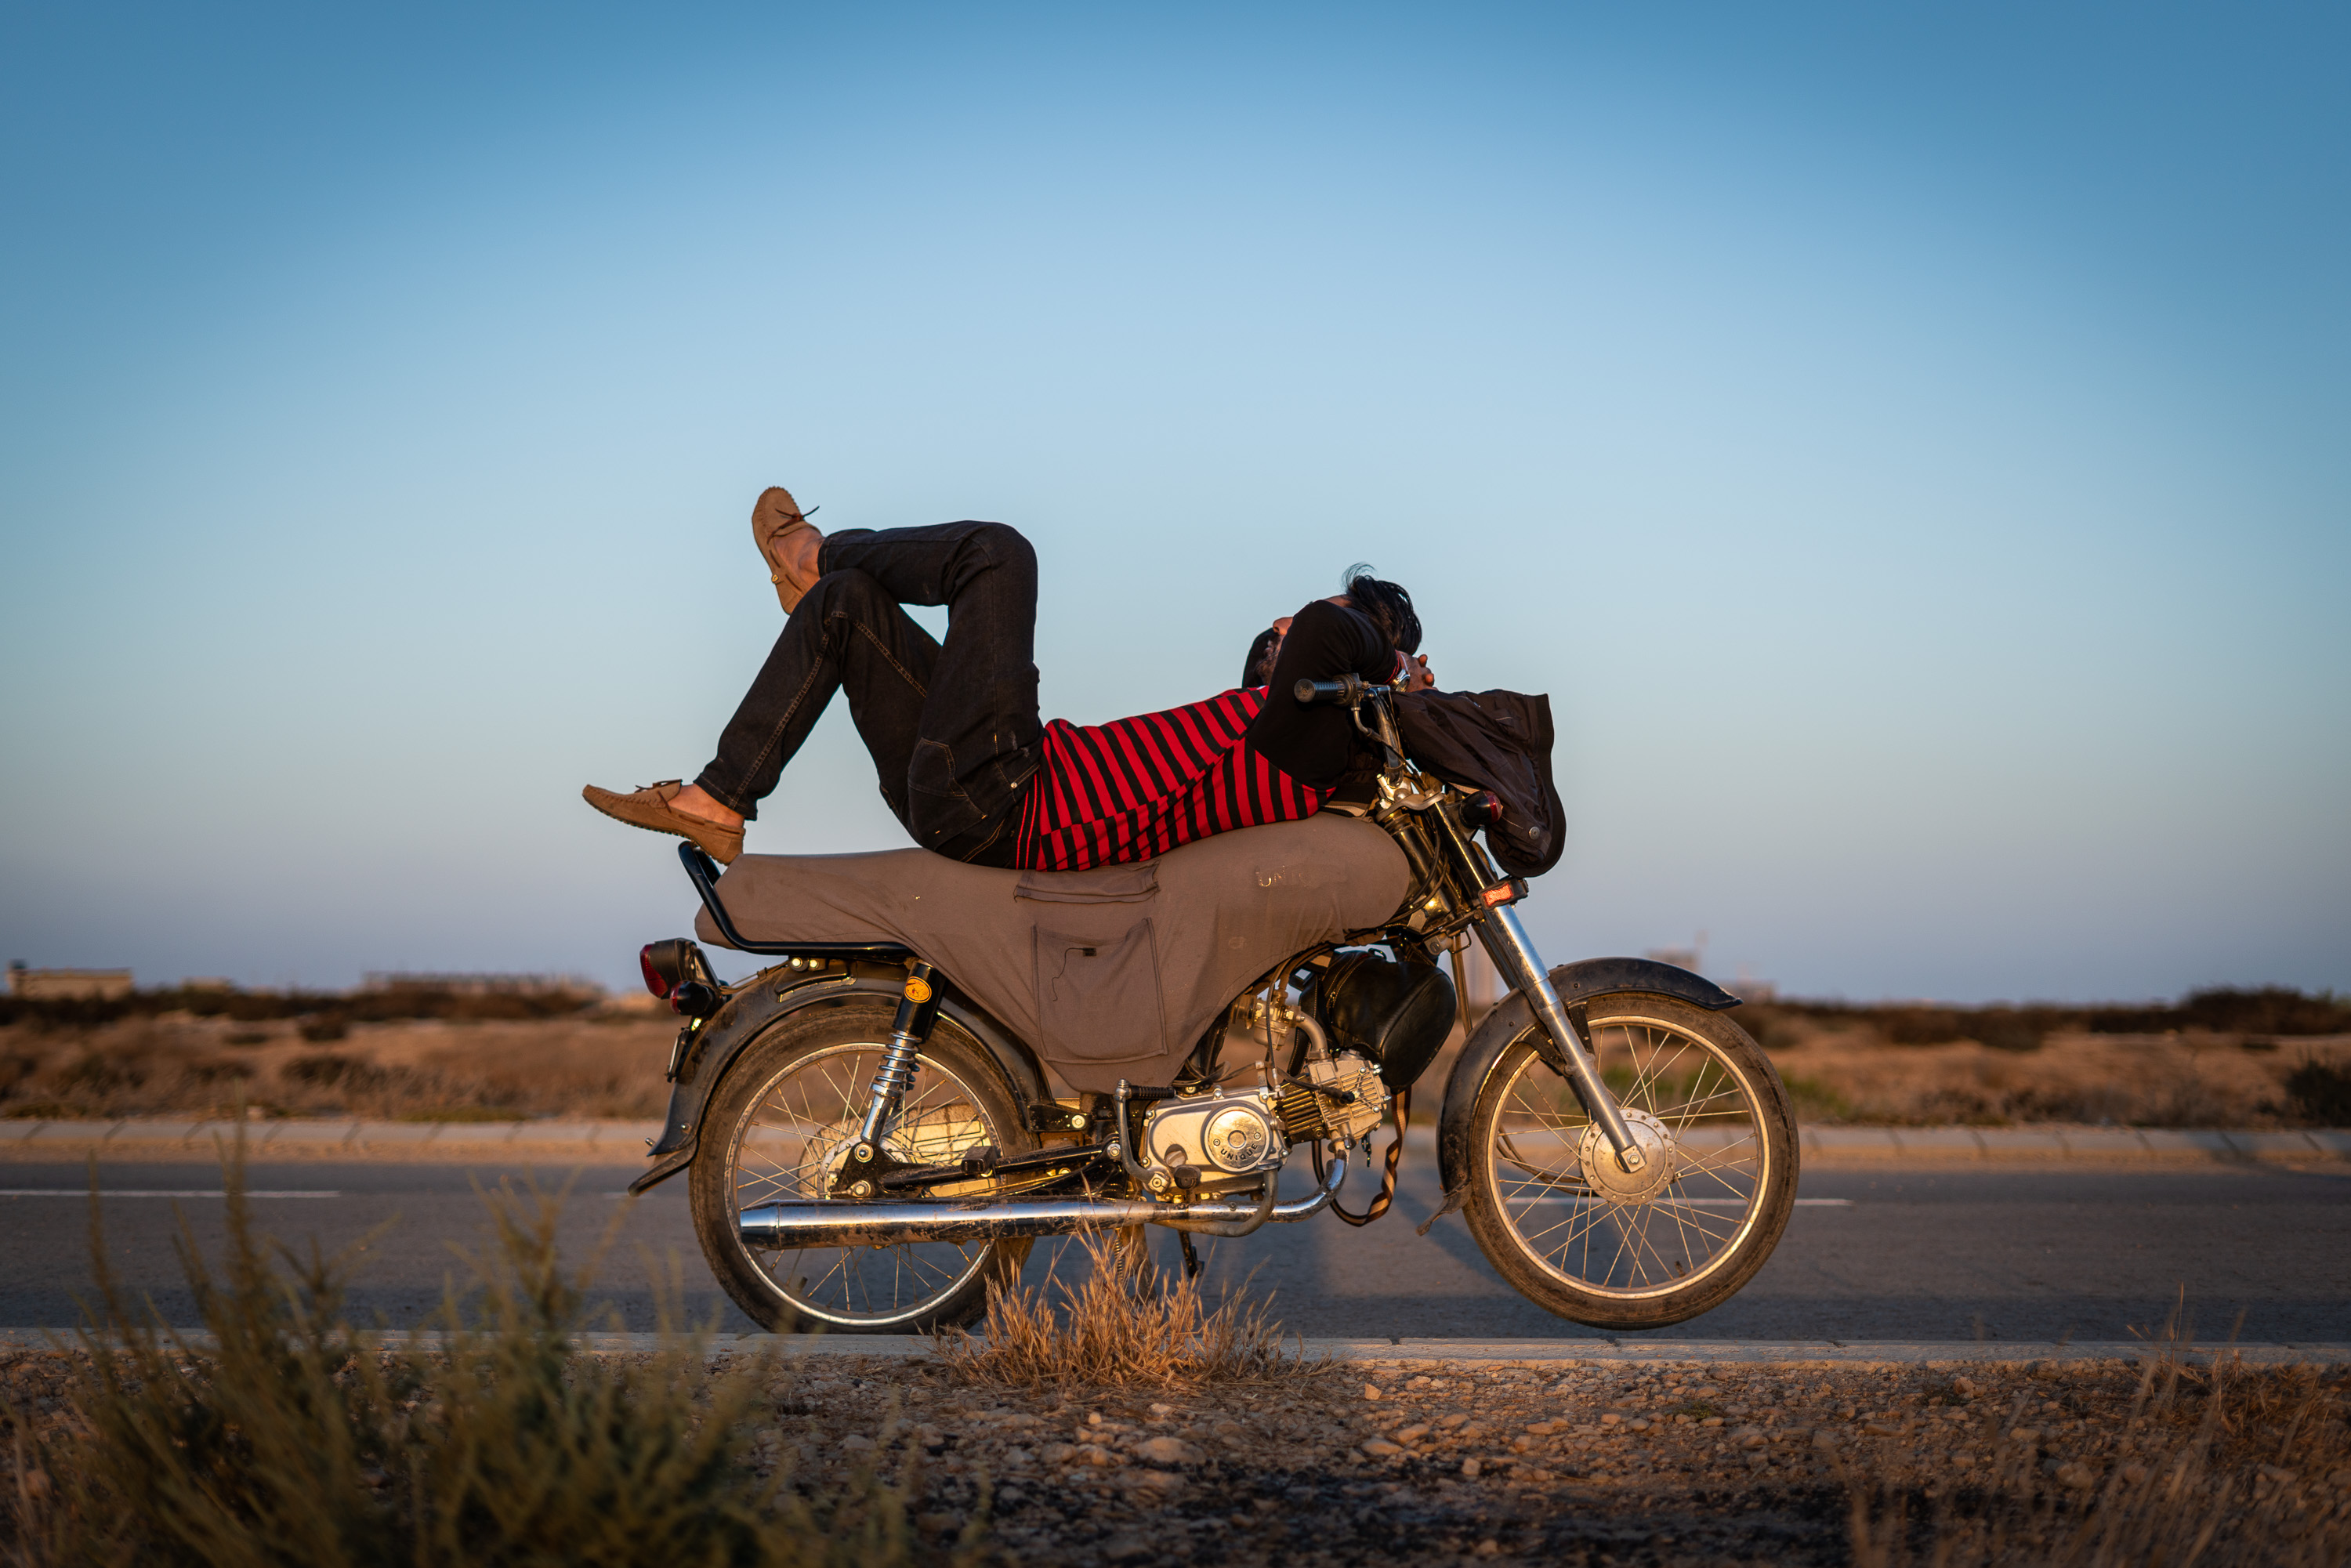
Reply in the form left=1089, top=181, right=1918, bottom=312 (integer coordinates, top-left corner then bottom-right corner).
left=5, top=1331, right=2344, bottom=1367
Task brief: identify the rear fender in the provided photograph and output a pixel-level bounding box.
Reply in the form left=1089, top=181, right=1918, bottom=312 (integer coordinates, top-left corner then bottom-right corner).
left=628, top=967, right=1051, bottom=1196
left=1435, top=958, right=1740, bottom=1198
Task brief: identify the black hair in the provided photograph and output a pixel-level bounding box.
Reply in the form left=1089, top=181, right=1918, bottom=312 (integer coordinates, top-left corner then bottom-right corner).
left=1242, top=626, right=1283, bottom=688
left=1340, top=562, right=1422, bottom=655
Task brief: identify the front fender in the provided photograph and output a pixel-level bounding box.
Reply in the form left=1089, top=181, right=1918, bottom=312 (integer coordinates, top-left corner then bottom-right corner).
left=1435, top=958, right=1740, bottom=1199
left=627, top=969, right=1050, bottom=1196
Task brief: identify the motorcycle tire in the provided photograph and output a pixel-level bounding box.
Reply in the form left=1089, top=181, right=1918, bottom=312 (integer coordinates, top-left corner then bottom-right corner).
left=688, top=998, right=1035, bottom=1334
left=1460, top=992, right=1798, bottom=1331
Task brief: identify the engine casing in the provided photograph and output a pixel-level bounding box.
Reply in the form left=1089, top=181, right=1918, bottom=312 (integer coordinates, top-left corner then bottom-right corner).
left=1142, top=1088, right=1286, bottom=1195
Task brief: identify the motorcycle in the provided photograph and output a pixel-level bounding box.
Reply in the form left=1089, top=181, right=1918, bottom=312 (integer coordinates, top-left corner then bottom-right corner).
left=625, top=676, right=1799, bottom=1334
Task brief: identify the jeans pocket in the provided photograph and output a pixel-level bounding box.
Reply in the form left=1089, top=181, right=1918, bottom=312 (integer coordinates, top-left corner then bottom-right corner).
left=907, top=738, right=969, bottom=802
left=907, top=739, right=984, bottom=845
left=1033, top=920, right=1167, bottom=1064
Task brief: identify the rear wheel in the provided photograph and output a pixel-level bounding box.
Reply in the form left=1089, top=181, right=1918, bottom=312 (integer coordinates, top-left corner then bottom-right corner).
left=687, top=999, right=1034, bottom=1333
left=1460, top=993, right=1797, bottom=1331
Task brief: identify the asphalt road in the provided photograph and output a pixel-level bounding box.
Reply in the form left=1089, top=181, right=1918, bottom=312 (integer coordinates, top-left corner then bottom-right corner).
left=5, top=1156, right=2346, bottom=1342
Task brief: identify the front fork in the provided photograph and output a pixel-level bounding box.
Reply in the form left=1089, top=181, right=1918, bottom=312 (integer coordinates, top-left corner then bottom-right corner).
left=1408, top=798, right=1646, bottom=1174
left=1472, top=904, right=1646, bottom=1173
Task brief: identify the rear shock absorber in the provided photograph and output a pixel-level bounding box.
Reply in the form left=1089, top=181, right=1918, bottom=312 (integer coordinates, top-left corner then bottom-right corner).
left=853, top=961, right=940, bottom=1153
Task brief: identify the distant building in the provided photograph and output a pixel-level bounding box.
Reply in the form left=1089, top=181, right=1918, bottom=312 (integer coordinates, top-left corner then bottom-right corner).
left=8, top=963, right=135, bottom=1001
left=1639, top=941, right=1775, bottom=1000
left=361, top=972, right=603, bottom=997
left=1643, top=930, right=1707, bottom=976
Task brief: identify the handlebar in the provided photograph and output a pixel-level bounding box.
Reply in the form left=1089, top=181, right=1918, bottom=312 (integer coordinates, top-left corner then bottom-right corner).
left=1293, top=675, right=1371, bottom=706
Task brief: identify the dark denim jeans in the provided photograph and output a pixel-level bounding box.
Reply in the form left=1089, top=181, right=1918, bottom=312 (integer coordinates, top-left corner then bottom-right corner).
left=695, top=521, right=1041, bottom=866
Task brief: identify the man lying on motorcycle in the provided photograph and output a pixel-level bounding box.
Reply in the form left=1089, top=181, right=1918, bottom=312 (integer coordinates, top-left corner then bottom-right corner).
left=584, top=486, right=1435, bottom=868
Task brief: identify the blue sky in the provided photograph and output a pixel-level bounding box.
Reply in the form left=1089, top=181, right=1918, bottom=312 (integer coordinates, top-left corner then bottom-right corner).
left=2, top=2, right=2344, bottom=1001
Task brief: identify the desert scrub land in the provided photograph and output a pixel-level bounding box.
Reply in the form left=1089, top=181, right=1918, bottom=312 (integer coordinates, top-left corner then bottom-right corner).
left=2, top=983, right=2346, bottom=1128
left=0, top=983, right=674, bottom=1122
left=1748, top=1026, right=2351, bottom=1128
left=1734, top=987, right=2351, bottom=1128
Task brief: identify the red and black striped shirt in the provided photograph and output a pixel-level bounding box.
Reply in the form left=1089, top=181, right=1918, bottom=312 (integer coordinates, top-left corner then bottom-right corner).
left=1012, top=687, right=1331, bottom=872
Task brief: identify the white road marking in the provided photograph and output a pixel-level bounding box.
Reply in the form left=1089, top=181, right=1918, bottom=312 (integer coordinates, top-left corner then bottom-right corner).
left=0, top=1190, right=342, bottom=1199
left=1505, top=1197, right=1855, bottom=1207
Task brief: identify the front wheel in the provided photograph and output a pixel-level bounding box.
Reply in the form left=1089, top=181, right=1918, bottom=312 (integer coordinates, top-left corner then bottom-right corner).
left=687, top=999, right=1034, bottom=1333
left=1461, top=993, right=1798, bottom=1331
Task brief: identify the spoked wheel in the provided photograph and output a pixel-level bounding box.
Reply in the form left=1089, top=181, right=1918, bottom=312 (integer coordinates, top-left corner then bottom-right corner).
left=687, top=999, right=1034, bottom=1333
left=1461, top=993, right=1798, bottom=1330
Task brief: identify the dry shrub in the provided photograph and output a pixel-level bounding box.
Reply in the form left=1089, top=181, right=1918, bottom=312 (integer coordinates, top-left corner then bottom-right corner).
left=2285, top=1057, right=2351, bottom=1123
left=1747, top=987, right=2351, bottom=1047
left=935, top=1229, right=1321, bottom=1391
left=1848, top=1331, right=2351, bottom=1567
left=0, top=1140, right=965, bottom=1568
left=0, top=984, right=607, bottom=1034
left=1781, top=1072, right=1860, bottom=1122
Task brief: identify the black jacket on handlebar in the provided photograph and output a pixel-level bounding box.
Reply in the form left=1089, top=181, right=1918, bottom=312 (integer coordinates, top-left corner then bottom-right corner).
left=1395, top=689, right=1565, bottom=879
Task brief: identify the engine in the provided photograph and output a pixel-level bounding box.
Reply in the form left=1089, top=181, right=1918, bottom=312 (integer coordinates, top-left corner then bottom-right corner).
left=1132, top=974, right=1404, bottom=1198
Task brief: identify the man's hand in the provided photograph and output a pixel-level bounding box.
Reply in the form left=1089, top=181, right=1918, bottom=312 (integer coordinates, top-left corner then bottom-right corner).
left=1401, top=654, right=1435, bottom=693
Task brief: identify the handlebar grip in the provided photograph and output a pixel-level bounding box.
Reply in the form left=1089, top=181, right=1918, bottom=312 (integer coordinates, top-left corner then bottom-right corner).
left=1293, top=674, right=1369, bottom=706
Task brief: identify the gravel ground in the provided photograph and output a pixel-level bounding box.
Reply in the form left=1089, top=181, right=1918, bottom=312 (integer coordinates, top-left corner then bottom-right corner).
left=8, top=1348, right=2349, bottom=1565
left=677, top=1352, right=2351, bottom=1563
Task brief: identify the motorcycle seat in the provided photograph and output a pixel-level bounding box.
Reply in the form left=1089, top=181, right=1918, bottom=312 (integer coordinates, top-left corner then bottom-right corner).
left=692, top=814, right=1411, bottom=1091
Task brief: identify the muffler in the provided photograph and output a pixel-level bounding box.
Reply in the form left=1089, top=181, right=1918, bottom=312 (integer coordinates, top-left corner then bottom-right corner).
left=738, top=1158, right=1345, bottom=1250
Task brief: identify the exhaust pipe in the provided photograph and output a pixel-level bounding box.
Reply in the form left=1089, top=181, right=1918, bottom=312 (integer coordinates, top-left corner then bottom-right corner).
left=738, top=1157, right=1346, bottom=1250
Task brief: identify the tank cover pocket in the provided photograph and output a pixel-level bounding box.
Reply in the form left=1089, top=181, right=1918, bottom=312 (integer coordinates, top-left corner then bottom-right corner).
left=1034, top=921, right=1167, bottom=1063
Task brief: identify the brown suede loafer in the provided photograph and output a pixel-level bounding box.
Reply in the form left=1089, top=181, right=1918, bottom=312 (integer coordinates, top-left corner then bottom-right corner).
left=581, top=780, right=744, bottom=864
left=752, top=485, right=821, bottom=613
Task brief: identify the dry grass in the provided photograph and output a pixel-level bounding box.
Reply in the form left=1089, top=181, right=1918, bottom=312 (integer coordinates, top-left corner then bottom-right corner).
left=1849, top=1331, right=2351, bottom=1567
left=0, top=1142, right=976, bottom=1567
left=13, top=1256, right=2344, bottom=1566
left=934, top=1232, right=1325, bottom=1392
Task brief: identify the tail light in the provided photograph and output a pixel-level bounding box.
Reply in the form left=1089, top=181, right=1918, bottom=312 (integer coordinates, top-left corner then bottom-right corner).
left=639, top=939, right=721, bottom=1019
left=1460, top=791, right=1505, bottom=831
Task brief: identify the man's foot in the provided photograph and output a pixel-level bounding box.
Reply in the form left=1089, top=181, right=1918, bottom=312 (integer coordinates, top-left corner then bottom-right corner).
left=581, top=780, right=745, bottom=864
left=752, top=486, right=824, bottom=613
